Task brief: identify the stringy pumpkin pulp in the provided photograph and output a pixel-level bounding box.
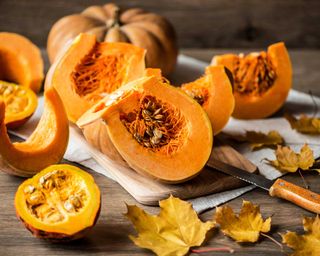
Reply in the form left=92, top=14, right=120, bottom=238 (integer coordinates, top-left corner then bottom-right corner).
left=71, top=43, right=127, bottom=101
left=233, top=52, right=277, bottom=95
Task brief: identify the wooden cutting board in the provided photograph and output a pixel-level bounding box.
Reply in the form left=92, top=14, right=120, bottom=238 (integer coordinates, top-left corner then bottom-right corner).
left=71, top=127, right=257, bottom=205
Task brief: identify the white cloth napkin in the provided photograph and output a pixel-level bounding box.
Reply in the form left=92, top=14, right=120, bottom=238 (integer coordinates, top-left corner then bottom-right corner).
left=11, top=55, right=320, bottom=213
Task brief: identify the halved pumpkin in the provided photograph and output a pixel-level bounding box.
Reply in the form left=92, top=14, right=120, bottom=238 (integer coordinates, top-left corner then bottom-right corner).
left=0, top=32, right=44, bottom=93
left=0, top=87, right=69, bottom=177
left=49, top=33, right=146, bottom=122
left=15, top=164, right=100, bottom=241
left=181, top=65, right=235, bottom=135
left=211, top=42, right=292, bottom=119
left=77, top=76, right=213, bottom=183
left=0, top=80, right=38, bottom=129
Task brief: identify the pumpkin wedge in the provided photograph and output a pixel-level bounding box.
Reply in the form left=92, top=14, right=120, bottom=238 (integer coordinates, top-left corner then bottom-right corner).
left=15, top=164, right=100, bottom=241
left=77, top=76, right=213, bottom=183
left=0, top=80, right=38, bottom=129
left=181, top=65, right=235, bottom=135
left=0, top=87, right=69, bottom=177
left=211, top=42, right=292, bottom=119
left=0, top=32, right=44, bottom=93
left=49, top=33, right=146, bottom=122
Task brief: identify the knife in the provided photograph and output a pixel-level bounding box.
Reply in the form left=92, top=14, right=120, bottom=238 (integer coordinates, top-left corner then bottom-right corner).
left=207, top=159, right=320, bottom=214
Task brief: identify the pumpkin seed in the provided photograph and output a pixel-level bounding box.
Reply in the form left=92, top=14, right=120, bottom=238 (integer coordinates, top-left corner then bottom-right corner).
left=27, top=191, right=45, bottom=205
left=24, top=185, right=35, bottom=194
left=64, top=201, right=74, bottom=212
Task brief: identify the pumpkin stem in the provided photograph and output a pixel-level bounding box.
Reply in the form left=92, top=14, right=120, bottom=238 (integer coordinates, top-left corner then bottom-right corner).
left=106, top=6, right=121, bottom=28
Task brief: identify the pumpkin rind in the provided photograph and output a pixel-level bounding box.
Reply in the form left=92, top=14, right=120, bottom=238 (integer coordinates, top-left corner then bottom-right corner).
left=0, top=32, right=44, bottom=93
left=181, top=65, right=235, bottom=135
left=49, top=33, right=146, bottom=123
left=0, top=87, right=69, bottom=177
left=47, top=3, right=177, bottom=75
left=0, top=80, right=38, bottom=129
left=77, top=76, right=213, bottom=183
left=211, top=42, right=292, bottom=119
left=15, top=164, right=101, bottom=241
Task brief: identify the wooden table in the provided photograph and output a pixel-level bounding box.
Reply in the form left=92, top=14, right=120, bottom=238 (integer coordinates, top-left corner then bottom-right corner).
left=0, top=49, right=319, bottom=256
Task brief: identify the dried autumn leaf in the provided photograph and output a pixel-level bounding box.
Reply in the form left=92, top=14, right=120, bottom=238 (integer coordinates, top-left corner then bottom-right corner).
left=266, top=144, right=319, bottom=173
left=237, top=130, right=284, bottom=149
left=281, top=215, right=320, bottom=256
left=285, top=113, right=320, bottom=134
left=125, top=195, right=215, bottom=256
left=214, top=200, right=271, bottom=243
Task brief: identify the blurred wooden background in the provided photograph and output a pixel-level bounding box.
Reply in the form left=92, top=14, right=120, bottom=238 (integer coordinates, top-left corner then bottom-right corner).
left=0, top=0, right=319, bottom=49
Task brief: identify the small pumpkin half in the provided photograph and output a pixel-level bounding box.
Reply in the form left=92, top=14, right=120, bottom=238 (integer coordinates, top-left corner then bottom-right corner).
left=0, top=80, right=38, bottom=129
left=15, top=164, right=101, bottom=241
left=77, top=75, right=213, bottom=183
left=49, top=33, right=146, bottom=122
left=181, top=65, right=235, bottom=135
left=0, top=32, right=44, bottom=93
left=0, top=87, right=69, bottom=177
left=211, top=42, right=292, bottom=119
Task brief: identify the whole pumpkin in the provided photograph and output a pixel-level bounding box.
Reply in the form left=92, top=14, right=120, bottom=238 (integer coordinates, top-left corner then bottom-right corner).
left=47, top=3, right=178, bottom=76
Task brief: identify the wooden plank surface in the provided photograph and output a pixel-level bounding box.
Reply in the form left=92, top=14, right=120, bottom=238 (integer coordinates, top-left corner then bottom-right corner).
left=0, top=0, right=319, bottom=48
left=0, top=49, right=319, bottom=255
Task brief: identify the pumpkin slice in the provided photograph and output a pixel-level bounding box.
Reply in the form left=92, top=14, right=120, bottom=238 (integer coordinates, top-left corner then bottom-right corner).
left=15, top=164, right=100, bottom=241
left=0, top=32, right=44, bottom=93
left=0, top=80, right=38, bottom=129
left=77, top=76, right=213, bottom=183
left=49, top=33, right=146, bottom=122
left=0, top=87, right=69, bottom=177
left=181, top=65, right=235, bottom=135
left=211, top=42, right=292, bottom=119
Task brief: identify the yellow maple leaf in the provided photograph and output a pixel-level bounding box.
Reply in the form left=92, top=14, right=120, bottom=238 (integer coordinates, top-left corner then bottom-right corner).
left=282, top=215, right=320, bottom=256
left=285, top=113, right=320, bottom=134
left=214, top=200, right=271, bottom=243
left=125, top=195, right=215, bottom=256
left=245, top=130, right=284, bottom=149
left=267, top=144, right=318, bottom=173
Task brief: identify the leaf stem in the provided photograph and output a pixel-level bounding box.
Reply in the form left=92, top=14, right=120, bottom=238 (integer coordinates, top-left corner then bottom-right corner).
left=191, top=246, right=234, bottom=254
left=261, top=233, right=283, bottom=250
left=298, top=169, right=309, bottom=189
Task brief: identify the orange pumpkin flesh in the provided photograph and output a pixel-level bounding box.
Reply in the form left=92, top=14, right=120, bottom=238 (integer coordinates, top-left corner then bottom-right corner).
left=47, top=3, right=177, bottom=75
left=181, top=65, right=235, bottom=135
left=0, top=87, right=69, bottom=177
left=0, top=80, right=38, bottom=129
left=0, top=32, right=44, bottom=93
left=211, top=42, right=292, bottom=119
left=77, top=76, right=213, bottom=183
left=15, top=164, right=101, bottom=241
left=49, top=33, right=146, bottom=122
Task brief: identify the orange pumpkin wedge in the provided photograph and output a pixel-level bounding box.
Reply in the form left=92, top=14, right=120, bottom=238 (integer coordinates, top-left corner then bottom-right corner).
left=211, top=42, right=292, bottom=119
left=0, top=32, right=44, bottom=93
left=77, top=76, right=213, bottom=183
left=0, top=87, right=69, bottom=177
left=181, top=65, right=235, bottom=135
left=0, top=80, right=38, bottom=129
left=48, top=33, right=146, bottom=122
left=15, top=164, right=101, bottom=241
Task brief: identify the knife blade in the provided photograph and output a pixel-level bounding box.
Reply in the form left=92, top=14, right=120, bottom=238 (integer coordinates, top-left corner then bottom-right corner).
left=207, top=159, right=320, bottom=214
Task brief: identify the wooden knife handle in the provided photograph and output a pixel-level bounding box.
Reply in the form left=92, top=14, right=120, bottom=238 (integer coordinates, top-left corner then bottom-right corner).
left=269, top=178, right=320, bottom=214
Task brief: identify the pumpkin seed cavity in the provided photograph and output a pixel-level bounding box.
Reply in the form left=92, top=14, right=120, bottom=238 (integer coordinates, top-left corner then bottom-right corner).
left=120, top=95, right=188, bottom=154
left=0, top=81, right=29, bottom=114
left=233, top=52, right=277, bottom=95
left=71, top=43, right=126, bottom=101
left=184, top=88, right=209, bottom=106
left=24, top=170, right=88, bottom=223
